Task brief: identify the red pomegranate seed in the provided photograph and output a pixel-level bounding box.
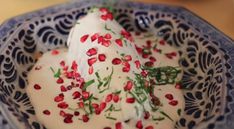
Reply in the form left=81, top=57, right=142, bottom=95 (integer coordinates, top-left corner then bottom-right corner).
left=91, top=33, right=99, bottom=42
left=60, top=110, right=66, bottom=117
left=60, top=85, right=67, bottom=92
left=124, top=81, right=133, bottom=91
left=149, top=56, right=157, bottom=62
left=104, top=33, right=112, bottom=39
left=60, top=60, right=65, bottom=67
left=165, top=94, right=174, bottom=100
left=64, top=116, right=73, bottom=123
left=100, top=102, right=107, bottom=111
left=159, top=40, right=165, bottom=45
left=142, top=53, right=149, bottom=59
left=58, top=102, right=69, bottom=109
left=135, top=31, right=141, bottom=36
left=126, top=98, right=135, bottom=103
left=43, top=110, right=50, bottom=115
left=78, top=102, right=84, bottom=108
left=102, top=40, right=111, bottom=47
left=101, top=15, right=108, bottom=21
left=165, top=53, right=173, bottom=59
left=136, top=120, right=143, bottom=129
left=112, top=58, right=122, bottom=65
left=56, top=78, right=64, bottom=84
left=145, top=61, right=154, bottom=67
left=146, top=40, right=152, bottom=47
left=175, top=83, right=181, bottom=89
left=88, top=57, right=97, bottom=66
left=82, top=91, right=90, bottom=99
left=98, top=54, right=106, bottom=62
left=122, top=61, right=130, bottom=67
left=169, top=100, right=178, bottom=106
left=113, top=94, right=120, bottom=103
left=92, top=103, right=99, bottom=109
left=115, top=122, right=122, bottom=129
left=141, top=70, right=148, bottom=77
left=135, top=45, right=143, bottom=54
left=105, top=94, right=113, bottom=103
left=124, top=55, right=132, bottom=61
left=122, top=66, right=130, bottom=72
left=35, top=66, right=42, bottom=70
left=98, top=36, right=104, bottom=44
left=34, top=84, right=41, bottom=90
left=134, top=60, right=141, bottom=69
left=82, top=115, right=89, bottom=122
left=99, top=7, right=108, bottom=13
left=115, top=39, right=123, bottom=47
left=54, top=95, right=64, bottom=102
left=51, top=50, right=59, bottom=55
left=145, top=125, right=154, bottom=129
left=72, top=91, right=81, bottom=99
left=88, top=66, right=94, bottom=75
left=95, top=108, right=101, bottom=115
left=63, top=66, right=68, bottom=71
left=86, top=48, right=97, bottom=56
left=74, top=111, right=80, bottom=116
left=80, top=34, right=89, bottom=43
left=144, top=111, right=150, bottom=119
left=71, top=61, right=78, bottom=70
left=106, top=13, right=113, bottom=20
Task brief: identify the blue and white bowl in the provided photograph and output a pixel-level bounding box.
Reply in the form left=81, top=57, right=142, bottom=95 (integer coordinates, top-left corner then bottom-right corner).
left=0, top=0, right=234, bottom=129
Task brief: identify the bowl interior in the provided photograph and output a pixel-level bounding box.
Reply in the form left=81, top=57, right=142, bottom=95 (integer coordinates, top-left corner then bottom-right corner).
left=0, top=1, right=233, bottom=129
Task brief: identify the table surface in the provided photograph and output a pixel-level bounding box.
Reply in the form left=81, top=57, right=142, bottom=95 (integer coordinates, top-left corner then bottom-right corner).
left=0, top=0, right=233, bottom=39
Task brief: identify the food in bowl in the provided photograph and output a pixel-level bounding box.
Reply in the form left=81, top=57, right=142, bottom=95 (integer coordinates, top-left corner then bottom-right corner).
left=26, top=7, right=184, bottom=129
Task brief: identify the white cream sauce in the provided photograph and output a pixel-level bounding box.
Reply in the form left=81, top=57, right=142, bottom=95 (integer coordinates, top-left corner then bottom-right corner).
left=26, top=8, right=184, bottom=129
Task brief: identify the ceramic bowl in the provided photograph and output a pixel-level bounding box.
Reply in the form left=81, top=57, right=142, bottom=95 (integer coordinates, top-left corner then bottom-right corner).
left=0, top=0, right=234, bottom=129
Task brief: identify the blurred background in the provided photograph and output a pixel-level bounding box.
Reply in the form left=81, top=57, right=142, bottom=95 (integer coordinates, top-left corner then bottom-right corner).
left=0, top=0, right=233, bottom=39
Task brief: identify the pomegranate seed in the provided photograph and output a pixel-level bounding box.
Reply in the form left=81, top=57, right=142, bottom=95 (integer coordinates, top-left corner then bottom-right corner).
left=113, top=94, right=120, bottom=103
left=72, top=91, right=81, bottom=99
left=124, top=81, right=133, bottom=91
left=91, top=33, right=99, bottom=42
left=159, top=40, right=165, bottom=45
left=115, top=122, right=122, bottom=129
left=92, top=103, right=99, bottom=109
left=60, top=110, right=66, bottom=117
left=141, top=70, right=148, bottom=77
left=54, top=95, right=64, bottom=102
left=98, top=36, right=104, bottom=44
left=78, top=102, right=84, bottom=108
left=165, top=53, right=173, bottom=59
left=88, top=66, right=94, bottom=75
left=64, top=116, right=73, bottom=123
left=34, top=84, right=41, bottom=90
left=106, top=13, right=113, bottom=20
left=51, top=50, right=59, bottom=55
left=43, top=110, right=50, bottom=115
left=99, top=7, right=108, bottom=13
left=122, top=61, right=130, bottom=67
left=175, top=83, right=181, bottom=89
left=142, top=53, right=149, bottom=59
left=169, top=100, right=178, bottom=106
left=145, top=61, right=154, bottom=67
left=124, top=55, right=132, bottom=61
left=82, top=115, right=89, bottom=122
left=134, top=60, right=141, bottom=69
left=63, top=66, right=68, bottom=71
left=35, top=66, right=42, bottom=70
left=105, top=94, right=113, bottom=103
left=80, top=34, right=89, bottom=43
left=149, top=56, right=157, bottom=62
left=165, top=94, right=174, bottom=100
left=58, top=102, right=68, bottom=109
left=56, top=78, right=64, bottom=84
left=86, top=48, right=97, bottom=56
left=145, top=126, right=154, bottom=129
left=82, top=91, right=90, bottom=99
left=146, top=40, right=152, bottom=47
left=136, top=120, right=143, bottom=129
left=144, top=111, right=150, bottom=119
left=122, top=66, right=130, bottom=72
left=170, top=52, right=177, bottom=56
left=71, top=61, right=78, bottom=70
left=102, top=40, right=111, bottom=47
left=100, top=102, right=107, bottom=111
left=115, top=39, right=123, bottom=47
left=112, top=58, right=122, bottom=65
left=60, top=60, right=65, bottom=67
left=101, top=15, right=108, bottom=21
left=74, top=111, right=80, bottom=116
left=88, top=57, right=97, bottom=66
left=60, top=85, right=67, bottom=92
left=104, top=33, right=112, bottom=39
left=135, top=45, right=143, bottom=54
left=98, top=54, right=106, bottom=62
left=126, top=98, right=135, bottom=103
left=135, top=32, right=141, bottom=36
left=95, top=108, right=101, bottom=115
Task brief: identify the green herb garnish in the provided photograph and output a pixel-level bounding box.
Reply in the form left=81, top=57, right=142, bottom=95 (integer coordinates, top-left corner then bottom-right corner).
left=82, top=79, right=95, bottom=90
left=50, top=67, right=61, bottom=78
